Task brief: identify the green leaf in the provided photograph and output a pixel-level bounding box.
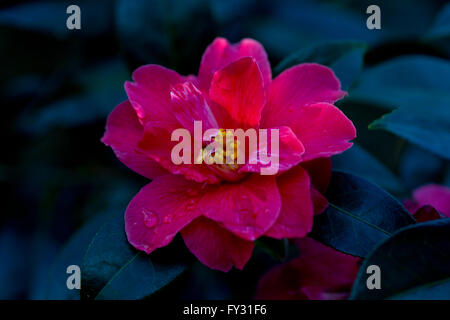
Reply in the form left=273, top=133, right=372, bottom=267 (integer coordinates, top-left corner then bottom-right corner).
left=274, top=41, right=367, bottom=90
left=45, top=213, right=109, bottom=299
left=310, top=171, right=415, bottom=257
left=115, top=0, right=217, bottom=73
left=424, top=3, right=450, bottom=57
left=248, top=1, right=379, bottom=59
left=332, top=144, right=405, bottom=193
left=0, top=1, right=113, bottom=38
left=426, top=3, right=450, bottom=40
left=350, top=219, right=450, bottom=300
left=17, top=59, right=128, bottom=134
left=369, top=97, right=450, bottom=160
left=81, top=211, right=188, bottom=300
left=399, top=145, right=447, bottom=190
left=351, top=55, right=450, bottom=109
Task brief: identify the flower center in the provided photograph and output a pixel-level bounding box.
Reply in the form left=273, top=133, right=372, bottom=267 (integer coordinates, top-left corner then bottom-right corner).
left=197, top=128, right=246, bottom=181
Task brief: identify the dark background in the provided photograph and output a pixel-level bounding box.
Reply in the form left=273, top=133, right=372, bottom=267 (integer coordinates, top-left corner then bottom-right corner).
left=1, top=0, right=449, bottom=299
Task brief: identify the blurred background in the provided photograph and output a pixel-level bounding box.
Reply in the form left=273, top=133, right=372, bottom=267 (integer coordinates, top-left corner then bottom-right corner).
left=1, top=0, right=449, bottom=299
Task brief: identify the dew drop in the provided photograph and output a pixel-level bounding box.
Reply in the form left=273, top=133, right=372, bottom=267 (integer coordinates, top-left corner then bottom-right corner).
left=186, top=199, right=197, bottom=210
left=163, top=214, right=173, bottom=224
left=142, top=209, right=158, bottom=228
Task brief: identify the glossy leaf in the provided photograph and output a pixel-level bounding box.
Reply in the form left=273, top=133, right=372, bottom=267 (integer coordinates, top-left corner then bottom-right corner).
left=0, top=227, right=28, bottom=299
left=332, top=144, right=405, bottom=193
left=81, top=211, right=188, bottom=300
left=426, top=3, right=450, bottom=40
left=17, top=59, right=128, bottom=134
left=311, top=171, right=415, bottom=257
left=350, top=219, right=450, bottom=300
left=248, top=0, right=378, bottom=59
left=399, top=145, right=446, bottom=190
left=115, top=0, right=217, bottom=73
left=274, top=41, right=367, bottom=90
left=351, top=55, right=450, bottom=109
left=44, top=213, right=109, bottom=300
left=369, top=97, right=450, bottom=160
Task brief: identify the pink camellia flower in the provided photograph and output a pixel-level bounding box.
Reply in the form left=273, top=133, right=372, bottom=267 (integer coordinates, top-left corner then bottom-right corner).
left=403, top=184, right=450, bottom=222
left=101, top=38, right=356, bottom=271
left=255, top=238, right=360, bottom=300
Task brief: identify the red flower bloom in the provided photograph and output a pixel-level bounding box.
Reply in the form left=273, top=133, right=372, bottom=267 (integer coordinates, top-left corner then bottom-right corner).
left=102, top=38, right=356, bottom=271
left=404, top=184, right=450, bottom=222
left=255, top=238, right=360, bottom=300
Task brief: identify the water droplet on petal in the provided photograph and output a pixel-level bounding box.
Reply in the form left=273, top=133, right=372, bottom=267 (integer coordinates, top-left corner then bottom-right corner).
left=163, top=214, right=173, bottom=224
left=186, top=199, right=197, bottom=211
left=142, top=209, right=158, bottom=228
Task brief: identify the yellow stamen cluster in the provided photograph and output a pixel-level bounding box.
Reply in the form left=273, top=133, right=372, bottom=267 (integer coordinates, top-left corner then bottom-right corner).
left=197, top=129, right=240, bottom=170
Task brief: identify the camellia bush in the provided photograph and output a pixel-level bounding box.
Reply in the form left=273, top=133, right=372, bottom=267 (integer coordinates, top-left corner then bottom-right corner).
left=1, top=0, right=449, bottom=300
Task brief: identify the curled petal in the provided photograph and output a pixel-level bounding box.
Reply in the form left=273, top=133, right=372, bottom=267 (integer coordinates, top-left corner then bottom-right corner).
left=170, top=81, right=218, bottom=133
left=209, top=57, right=266, bottom=129
left=125, top=65, right=184, bottom=126
left=199, top=37, right=271, bottom=91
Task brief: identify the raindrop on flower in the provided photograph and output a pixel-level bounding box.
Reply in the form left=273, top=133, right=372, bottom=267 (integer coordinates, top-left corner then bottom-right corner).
left=163, top=214, right=174, bottom=224
left=142, top=208, right=158, bottom=228
left=186, top=199, right=197, bottom=211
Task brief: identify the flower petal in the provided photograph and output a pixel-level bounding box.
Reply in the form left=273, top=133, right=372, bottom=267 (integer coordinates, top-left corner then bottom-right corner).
left=311, top=187, right=328, bottom=215
left=413, top=205, right=443, bottom=222
left=170, top=81, right=219, bottom=133
left=261, top=63, right=346, bottom=128
left=133, top=79, right=222, bottom=184
left=412, top=184, right=450, bottom=217
left=255, top=238, right=359, bottom=300
left=125, top=64, right=184, bottom=126
left=198, top=37, right=271, bottom=91
left=181, top=217, right=254, bottom=272
left=209, top=57, right=266, bottom=129
left=265, top=166, right=313, bottom=239
left=239, top=126, right=305, bottom=175
left=280, top=103, right=356, bottom=161
left=201, top=174, right=281, bottom=240
left=101, top=100, right=167, bottom=179
left=125, top=175, right=202, bottom=254
left=301, top=158, right=332, bottom=194
left=137, top=122, right=221, bottom=184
